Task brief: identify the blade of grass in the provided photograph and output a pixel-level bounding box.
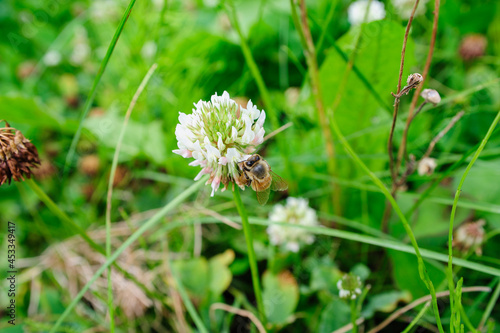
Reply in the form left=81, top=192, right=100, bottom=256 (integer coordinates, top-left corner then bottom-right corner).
left=447, top=110, right=500, bottom=329
left=49, top=175, right=208, bottom=333
left=330, top=113, right=444, bottom=332
left=170, top=260, right=209, bottom=333
left=478, top=279, right=500, bottom=330
left=104, top=63, right=158, bottom=331
left=63, top=0, right=137, bottom=177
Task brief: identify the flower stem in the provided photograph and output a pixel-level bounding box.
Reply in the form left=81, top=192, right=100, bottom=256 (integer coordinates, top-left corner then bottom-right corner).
left=232, top=187, right=266, bottom=324
left=351, top=298, right=358, bottom=333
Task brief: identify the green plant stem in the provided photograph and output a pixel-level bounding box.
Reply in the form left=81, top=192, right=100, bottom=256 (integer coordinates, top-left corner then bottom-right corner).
left=232, top=188, right=266, bottom=324
left=351, top=298, right=358, bottom=333
left=63, top=0, right=137, bottom=177
left=330, top=115, right=444, bottom=333
left=401, top=302, right=431, bottom=333
left=447, top=110, right=500, bottom=328
left=49, top=176, right=208, bottom=333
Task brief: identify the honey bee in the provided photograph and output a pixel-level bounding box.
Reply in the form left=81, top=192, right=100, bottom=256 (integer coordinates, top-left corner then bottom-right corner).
left=237, top=154, right=288, bottom=205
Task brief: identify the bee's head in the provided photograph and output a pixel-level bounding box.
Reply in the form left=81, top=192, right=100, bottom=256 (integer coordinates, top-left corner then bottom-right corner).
left=245, top=154, right=260, bottom=167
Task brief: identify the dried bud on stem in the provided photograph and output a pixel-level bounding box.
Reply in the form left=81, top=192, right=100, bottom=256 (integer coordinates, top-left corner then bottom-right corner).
left=392, top=73, right=423, bottom=98
left=0, top=121, right=41, bottom=186
left=421, top=89, right=441, bottom=105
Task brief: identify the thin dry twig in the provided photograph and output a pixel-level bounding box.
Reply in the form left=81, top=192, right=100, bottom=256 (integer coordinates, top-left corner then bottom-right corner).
left=196, top=206, right=242, bottom=230
left=263, top=122, right=293, bottom=142
left=388, top=0, right=422, bottom=183
left=422, top=111, right=465, bottom=159
left=331, top=317, right=366, bottom=333
left=367, top=286, right=490, bottom=333
left=210, top=303, right=266, bottom=333
left=396, top=0, right=441, bottom=174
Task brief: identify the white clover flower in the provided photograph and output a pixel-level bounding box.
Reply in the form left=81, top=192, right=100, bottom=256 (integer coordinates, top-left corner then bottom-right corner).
left=392, top=0, right=429, bottom=20
left=173, top=91, right=266, bottom=196
left=417, top=157, right=437, bottom=176
left=348, top=0, right=386, bottom=26
left=337, top=274, right=363, bottom=300
left=267, top=197, right=319, bottom=252
left=70, top=28, right=91, bottom=66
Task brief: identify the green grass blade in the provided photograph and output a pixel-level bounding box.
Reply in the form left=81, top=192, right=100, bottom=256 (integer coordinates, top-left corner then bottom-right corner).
left=63, top=0, right=137, bottom=177
left=447, top=110, right=500, bottom=320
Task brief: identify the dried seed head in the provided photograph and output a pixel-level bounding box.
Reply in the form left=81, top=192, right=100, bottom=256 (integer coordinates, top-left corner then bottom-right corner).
left=453, top=219, right=486, bottom=256
left=417, top=157, right=437, bottom=176
left=0, top=122, right=41, bottom=186
left=459, top=34, right=487, bottom=61
left=421, top=89, right=441, bottom=105
left=407, top=73, right=423, bottom=87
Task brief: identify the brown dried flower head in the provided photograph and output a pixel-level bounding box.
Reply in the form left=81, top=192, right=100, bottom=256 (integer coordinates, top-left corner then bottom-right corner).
left=453, top=219, right=486, bottom=256
left=459, top=34, right=487, bottom=61
left=0, top=121, right=40, bottom=186
left=407, top=73, right=423, bottom=87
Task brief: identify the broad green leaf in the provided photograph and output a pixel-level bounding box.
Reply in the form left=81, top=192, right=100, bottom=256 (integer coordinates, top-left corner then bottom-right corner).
left=362, top=290, right=412, bottom=318
left=208, top=249, right=235, bottom=296
left=172, top=258, right=209, bottom=296
left=0, top=95, right=61, bottom=128
left=317, top=298, right=351, bottom=333
left=263, top=270, right=299, bottom=325
left=319, top=20, right=416, bottom=174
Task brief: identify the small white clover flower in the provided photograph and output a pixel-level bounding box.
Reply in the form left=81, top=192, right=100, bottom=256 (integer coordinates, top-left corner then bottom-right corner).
left=337, top=273, right=363, bottom=300
left=392, top=0, right=429, bottom=20
left=348, top=0, right=386, bottom=26
left=173, top=91, right=266, bottom=196
left=267, top=197, right=319, bottom=252
left=417, top=157, right=437, bottom=176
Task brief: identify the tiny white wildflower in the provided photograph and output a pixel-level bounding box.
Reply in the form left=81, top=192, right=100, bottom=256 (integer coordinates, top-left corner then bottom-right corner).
left=173, top=91, right=266, bottom=196
left=417, top=157, right=437, bottom=176
left=267, top=197, right=319, bottom=252
left=348, top=0, right=386, bottom=26
left=43, top=50, right=62, bottom=67
left=337, top=273, right=363, bottom=300
left=392, top=0, right=429, bottom=19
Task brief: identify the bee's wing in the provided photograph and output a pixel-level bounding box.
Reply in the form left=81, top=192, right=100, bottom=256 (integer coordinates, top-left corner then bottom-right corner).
left=256, top=186, right=270, bottom=205
left=270, top=171, right=288, bottom=191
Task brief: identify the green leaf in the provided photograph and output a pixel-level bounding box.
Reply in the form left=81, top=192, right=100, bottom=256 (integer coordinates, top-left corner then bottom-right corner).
left=0, top=95, right=61, bottom=128
left=208, top=249, right=235, bottom=296
left=317, top=298, right=351, bottom=333
left=319, top=20, right=416, bottom=175
left=262, top=270, right=299, bottom=325
left=172, top=258, right=210, bottom=296
left=362, top=290, right=412, bottom=318
left=83, top=111, right=167, bottom=164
